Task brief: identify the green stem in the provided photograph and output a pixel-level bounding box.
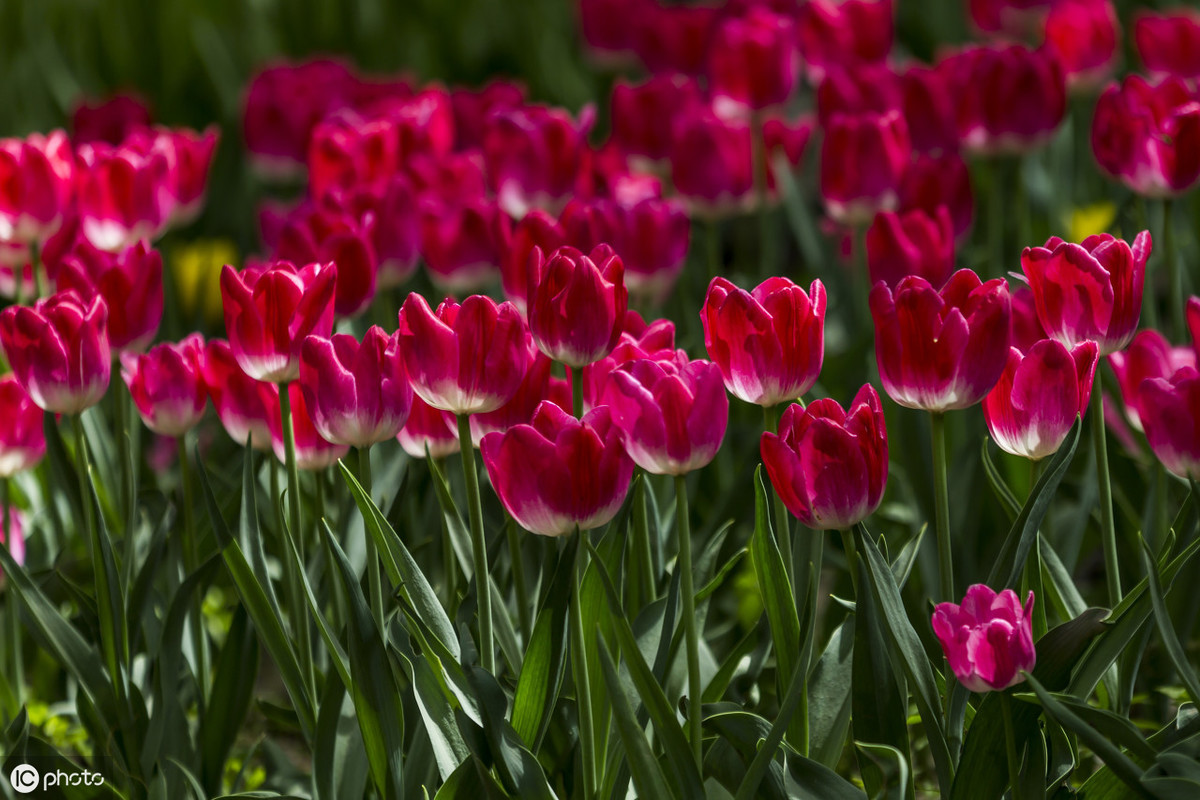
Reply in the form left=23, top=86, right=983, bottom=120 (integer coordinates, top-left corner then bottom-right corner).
left=506, top=515, right=532, bottom=644
left=570, top=528, right=597, bottom=800
left=278, top=385, right=315, bottom=701
left=30, top=239, right=45, bottom=299
left=1027, top=460, right=1048, bottom=642
left=572, top=365, right=585, bottom=420
left=3, top=479, right=21, bottom=710
left=1164, top=198, right=1184, bottom=341
left=1001, top=692, right=1023, bottom=800
left=177, top=434, right=209, bottom=701
left=1091, top=374, right=1121, bottom=607
left=359, top=446, right=384, bottom=631
left=930, top=412, right=953, bottom=601
left=458, top=413, right=494, bottom=673
left=676, top=474, right=703, bottom=767
left=764, top=405, right=795, bottom=587
left=632, top=473, right=656, bottom=607
left=437, top=457, right=458, bottom=606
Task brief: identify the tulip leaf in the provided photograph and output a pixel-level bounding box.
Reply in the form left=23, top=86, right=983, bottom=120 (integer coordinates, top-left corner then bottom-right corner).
left=808, top=617, right=855, bottom=768
left=432, top=756, right=510, bottom=799
left=704, top=616, right=765, bottom=705
left=1016, top=690, right=1156, bottom=763
left=239, top=446, right=284, bottom=623
left=463, top=664, right=558, bottom=800
left=1039, top=535, right=1089, bottom=622
left=407, top=653, right=471, bottom=782
left=987, top=417, right=1081, bottom=590
left=1139, top=535, right=1200, bottom=705
left=980, top=437, right=1022, bottom=522
left=312, top=664, right=369, bottom=800
left=854, top=742, right=909, bottom=800
left=597, top=637, right=675, bottom=800
left=426, top=449, right=476, bottom=580
left=702, top=707, right=787, bottom=800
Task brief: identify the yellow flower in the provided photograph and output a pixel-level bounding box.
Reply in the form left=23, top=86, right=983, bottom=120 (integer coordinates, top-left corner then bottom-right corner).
left=173, top=238, right=237, bottom=324
left=1068, top=203, right=1117, bottom=244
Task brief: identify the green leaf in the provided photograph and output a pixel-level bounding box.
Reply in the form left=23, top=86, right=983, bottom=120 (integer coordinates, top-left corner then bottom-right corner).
left=981, top=437, right=1021, bottom=522
left=201, top=605, right=259, bottom=794
left=1039, top=536, right=1088, bottom=622
left=1139, top=535, right=1200, bottom=705
left=464, top=665, right=558, bottom=800
left=786, top=750, right=868, bottom=800
left=239, top=446, right=284, bottom=623
left=1016, top=692, right=1155, bottom=763
left=598, top=637, right=675, bottom=800
left=432, top=756, right=510, bottom=800
left=808, top=618, right=854, bottom=768
left=735, top=640, right=815, bottom=800
left=408, top=655, right=470, bottom=782
left=854, top=742, right=910, bottom=800
left=313, top=676, right=370, bottom=800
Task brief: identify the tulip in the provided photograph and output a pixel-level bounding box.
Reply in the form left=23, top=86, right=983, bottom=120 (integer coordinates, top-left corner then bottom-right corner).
left=579, top=0, right=643, bottom=61
left=701, top=276, right=826, bottom=407
left=470, top=351, right=571, bottom=447
left=483, top=104, right=595, bottom=218
left=870, top=269, right=1012, bottom=412
left=202, top=339, right=278, bottom=450
left=816, top=65, right=900, bottom=126
left=74, top=140, right=171, bottom=251
left=380, top=87, right=456, bottom=162
left=120, top=333, right=208, bottom=437
left=0, top=375, right=46, bottom=477
left=450, top=79, right=526, bottom=151
left=503, top=210, right=567, bottom=315
left=307, top=111, right=402, bottom=201
left=582, top=311, right=676, bottom=410
left=274, top=204, right=377, bottom=318
left=610, top=74, right=703, bottom=162
left=319, top=176, right=418, bottom=290
left=397, top=396, right=460, bottom=459
left=899, top=153, right=974, bottom=239
left=1043, top=0, right=1119, bottom=90
left=298, top=327, right=412, bottom=447
left=901, top=65, right=960, bottom=155
left=983, top=340, right=1099, bottom=461
left=0, top=292, right=110, bottom=415
left=1009, top=285, right=1050, bottom=353
left=669, top=108, right=754, bottom=215
left=1091, top=76, right=1200, bottom=197
left=707, top=8, right=799, bottom=112
left=1108, top=329, right=1195, bottom=432
left=0, top=131, right=74, bottom=243
left=419, top=197, right=511, bottom=293
left=219, top=260, right=337, bottom=384
left=613, top=197, right=691, bottom=302
left=125, top=126, right=219, bottom=226
left=760, top=383, right=888, bottom=529
left=405, top=149, right=489, bottom=204
left=56, top=239, right=163, bottom=353
left=820, top=110, right=911, bottom=226
left=72, top=93, right=152, bottom=145
left=866, top=207, right=956, bottom=290
left=932, top=584, right=1036, bottom=692
left=1020, top=231, right=1150, bottom=355
left=969, top=0, right=1051, bottom=38
left=1139, top=367, right=1200, bottom=480
left=397, top=293, right=530, bottom=415
left=481, top=401, right=634, bottom=536
left=578, top=141, right=664, bottom=206
left=1135, top=10, right=1200, bottom=82
left=268, top=383, right=350, bottom=470
left=796, top=0, right=894, bottom=85
left=630, top=1, right=717, bottom=76
left=528, top=245, right=627, bottom=368
left=600, top=352, right=728, bottom=475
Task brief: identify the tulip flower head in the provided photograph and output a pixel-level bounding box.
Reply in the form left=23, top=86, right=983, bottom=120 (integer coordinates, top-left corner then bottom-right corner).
left=397, top=395, right=461, bottom=459
left=269, top=383, right=349, bottom=470
left=121, top=333, right=208, bottom=437
left=582, top=311, right=677, bottom=411
left=74, top=140, right=171, bottom=252
left=0, top=374, right=46, bottom=477
left=820, top=110, right=911, bottom=226
left=707, top=7, right=799, bottom=112
left=1092, top=76, right=1200, bottom=197
left=932, top=584, right=1036, bottom=693
left=866, top=207, right=956, bottom=290
left=1135, top=10, right=1200, bottom=83
left=1108, top=329, right=1195, bottom=432
left=56, top=239, right=163, bottom=353
left=1139, top=368, right=1200, bottom=481
left=527, top=244, right=627, bottom=368
left=0, top=131, right=74, bottom=243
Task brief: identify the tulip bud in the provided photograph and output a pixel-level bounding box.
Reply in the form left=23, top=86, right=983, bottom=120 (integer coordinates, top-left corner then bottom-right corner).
left=1135, top=10, right=1200, bottom=83
left=503, top=210, right=567, bottom=315
left=630, top=2, right=717, bottom=77
left=121, top=333, right=208, bottom=437
left=670, top=109, right=754, bottom=216
left=56, top=239, right=164, bottom=353
left=708, top=8, right=799, bottom=112
left=0, top=375, right=46, bottom=477
left=71, top=94, right=152, bottom=146
left=820, top=110, right=911, bottom=226
left=269, top=383, right=349, bottom=470
left=202, top=339, right=278, bottom=450
left=932, top=584, right=1036, bottom=693
left=866, top=207, right=956, bottom=290
left=1139, top=367, right=1200, bottom=480
left=582, top=311, right=677, bottom=411
left=419, top=197, right=510, bottom=293
left=797, top=0, right=893, bottom=85
left=275, top=204, right=377, bottom=319
left=899, top=153, right=974, bottom=238
left=528, top=245, right=627, bottom=368
left=0, top=131, right=74, bottom=243
left=451, top=80, right=526, bottom=152
left=1092, top=76, right=1200, bottom=197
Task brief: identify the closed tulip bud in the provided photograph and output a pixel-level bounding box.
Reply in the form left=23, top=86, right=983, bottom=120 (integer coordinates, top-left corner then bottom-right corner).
left=398, top=293, right=530, bottom=415
left=983, top=340, right=1098, bottom=461
left=56, top=239, right=163, bottom=353
left=1139, top=367, right=1200, bottom=480
left=1044, top=0, right=1119, bottom=90
left=821, top=110, right=911, bottom=226
left=899, top=153, right=974, bottom=238
left=1108, top=330, right=1195, bottom=432
left=308, top=112, right=401, bottom=201
left=670, top=109, right=754, bottom=215
left=870, top=269, right=1012, bottom=411
left=0, top=375, right=46, bottom=477
left=450, top=80, right=526, bottom=151
left=760, top=383, right=888, bottom=529
left=600, top=352, right=728, bottom=475
left=202, top=339, right=278, bottom=450
left=1021, top=231, right=1149, bottom=355
left=275, top=205, right=377, bottom=318
left=611, top=74, right=704, bottom=162
left=269, top=383, right=349, bottom=470
left=74, top=140, right=171, bottom=251
left=797, top=0, right=894, bottom=85
left=120, top=333, right=208, bottom=437
left=397, top=395, right=460, bottom=459
left=0, top=292, right=110, bottom=414
left=71, top=94, right=152, bottom=146
left=419, top=196, right=510, bottom=293
left=708, top=8, right=799, bottom=112
left=528, top=245, right=627, bottom=368
left=1135, top=10, right=1200, bottom=82
left=702, top=276, right=826, bottom=407
left=1092, top=77, right=1200, bottom=197
left=932, top=585, right=1036, bottom=693
left=582, top=311, right=676, bottom=410
left=631, top=2, right=717, bottom=77
left=483, top=105, right=595, bottom=218
left=503, top=210, right=567, bottom=314
left=866, top=207, right=956, bottom=289
left=0, top=131, right=74, bottom=243
left=298, top=327, right=412, bottom=447
left=482, top=401, right=634, bottom=536
left=220, top=260, right=337, bottom=383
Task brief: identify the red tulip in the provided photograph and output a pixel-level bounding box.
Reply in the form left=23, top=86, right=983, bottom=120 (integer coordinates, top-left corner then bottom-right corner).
left=397, top=293, right=530, bottom=415
left=0, top=374, right=45, bottom=477
left=701, top=276, right=826, bottom=407
left=120, top=333, right=207, bottom=437
left=298, top=327, right=412, bottom=448
left=600, top=352, right=728, bottom=475
left=610, top=197, right=691, bottom=302
left=611, top=74, right=703, bottom=162
left=397, top=395, right=460, bottom=459
left=1109, top=328, right=1196, bottom=433
left=503, top=210, right=567, bottom=315
left=269, top=383, right=349, bottom=470
left=1139, top=366, right=1200, bottom=480
left=307, top=111, right=401, bottom=201
left=816, top=64, right=900, bottom=126
left=968, top=0, right=1052, bottom=38
left=528, top=245, right=627, bottom=368
left=866, top=207, right=956, bottom=290
left=797, top=0, right=893, bottom=84
left=899, top=153, right=974, bottom=238
left=901, top=65, right=961, bottom=155
left=983, top=340, right=1099, bottom=461
left=630, top=1, right=717, bottom=76
left=71, top=94, right=152, bottom=146
left=580, top=0, right=644, bottom=60
left=202, top=339, right=278, bottom=450
left=582, top=311, right=676, bottom=410
left=319, top=176, right=419, bottom=290
left=760, top=383, right=888, bottom=530
left=56, top=239, right=163, bottom=353
left=482, top=401, right=634, bottom=536
left=74, top=140, right=170, bottom=251
left=1020, top=231, right=1150, bottom=355
left=671, top=109, right=754, bottom=215
left=419, top=196, right=511, bottom=293
left=125, top=125, right=219, bottom=226
left=1135, top=10, right=1200, bottom=82
left=274, top=204, right=377, bottom=318
left=932, top=585, right=1036, bottom=692
left=0, top=292, right=110, bottom=414
left=450, top=80, right=526, bottom=151
left=870, top=269, right=1012, bottom=411
left=470, top=350, right=571, bottom=447
left=708, top=7, right=799, bottom=112
left=820, top=110, right=911, bottom=226
left=0, top=131, right=74, bottom=243
left=483, top=104, right=595, bottom=218
left=1092, top=76, right=1200, bottom=197
left=219, top=260, right=338, bottom=383
left=1044, top=0, right=1119, bottom=90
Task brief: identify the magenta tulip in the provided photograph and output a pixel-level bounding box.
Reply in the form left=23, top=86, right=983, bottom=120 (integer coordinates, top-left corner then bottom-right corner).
left=899, top=153, right=974, bottom=239
left=760, top=383, right=889, bottom=530
left=202, top=339, right=279, bottom=450
left=1043, top=0, right=1119, bottom=90
left=1092, top=76, right=1200, bottom=197
left=397, top=293, right=530, bottom=415
left=470, top=351, right=571, bottom=447
left=0, top=375, right=45, bottom=477
left=1010, top=285, right=1050, bottom=353
left=528, top=245, right=627, bottom=368
left=269, top=383, right=349, bottom=470
left=610, top=74, right=703, bottom=162
left=74, top=140, right=170, bottom=251
left=0, top=131, right=74, bottom=243
left=582, top=311, right=677, bottom=411
left=669, top=109, right=754, bottom=215
left=481, top=401, right=634, bottom=536
left=418, top=196, right=511, bottom=293
left=1135, top=10, right=1200, bottom=82
left=1021, top=231, right=1150, bottom=355
left=866, top=207, right=956, bottom=290
left=274, top=204, right=377, bottom=318
left=820, top=110, right=911, bottom=226
left=120, top=333, right=208, bottom=437
left=397, top=396, right=460, bottom=459
left=72, top=94, right=152, bottom=146
left=932, top=584, right=1036, bottom=693
left=707, top=7, right=799, bottom=112
left=701, top=276, right=826, bottom=407
left=450, top=79, right=526, bottom=151
left=870, top=269, right=1012, bottom=412
left=483, top=104, right=594, bottom=218
left=1139, top=367, right=1200, bottom=480
left=56, top=239, right=163, bottom=353
left=503, top=209, right=567, bottom=314
left=1108, top=329, right=1195, bottom=432
left=796, top=0, right=893, bottom=85
left=298, top=327, right=412, bottom=447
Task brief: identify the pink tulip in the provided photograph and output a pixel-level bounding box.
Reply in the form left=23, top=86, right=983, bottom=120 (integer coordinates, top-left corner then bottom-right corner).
left=1009, top=285, right=1050, bottom=353
left=56, top=239, right=163, bottom=353
left=983, top=340, right=1099, bottom=461
left=901, top=65, right=960, bottom=155
left=1135, top=10, right=1200, bottom=82
left=219, top=260, right=338, bottom=383
left=269, top=383, right=349, bottom=470
left=669, top=108, right=754, bottom=215
left=820, top=110, right=911, bottom=226
left=701, top=276, right=826, bottom=407
left=528, top=245, right=627, bottom=368
left=760, top=383, right=888, bottom=530
left=816, top=64, right=900, bottom=126
left=125, top=126, right=219, bottom=225
left=202, top=340, right=278, bottom=450
left=419, top=196, right=511, bottom=293
left=120, top=333, right=207, bottom=437
left=708, top=7, right=799, bottom=112
left=630, top=2, right=717, bottom=77
left=74, top=140, right=170, bottom=251
left=397, top=396, right=460, bottom=459
left=470, top=351, right=572, bottom=447
left=0, top=292, right=110, bottom=414
left=0, top=375, right=46, bottom=477
left=481, top=401, right=634, bottom=536
left=969, top=0, right=1051, bottom=38
left=450, top=80, right=526, bottom=151
left=71, top=94, right=152, bottom=146
left=866, top=207, right=956, bottom=290
left=582, top=311, right=677, bottom=410
left=579, top=0, right=644, bottom=61
left=932, top=584, right=1036, bottom=693
left=397, top=293, right=530, bottom=415
left=610, top=74, right=703, bottom=162
left=1108, top=329, right=1195, bottom=432
left=1092, top=76, right=1200, bottom=197
left=1021, top=231, right=1150, bottom=355
left=899, top=153, right=975, bottom=238
left=307, top=111, right=401, bottom=201
left=318, top=176, right=418, bottom=290
left=870, top=269, right=1012, bottom=411
left=483, top=104, right=595, bottom=218
left=504, top=210, right=567, bottom=314
left=274, top=204, right=377, bottom=319
left=1044, top=0, right=1119, bottom=90
left=1139, top=367, right=1200, bottom=480
left=612, top=197, right=691, bottom=302
left=600, top=352, right=728, bottom=475
left=0, top=131, right=74, bottom=243
left=796, top=0, right=893, bottom=84
left=298, top=327, right=412, bottom=447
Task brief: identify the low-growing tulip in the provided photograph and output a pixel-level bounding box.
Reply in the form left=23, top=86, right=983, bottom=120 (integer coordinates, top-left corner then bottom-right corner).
left=870, top=269, right=1012, bottom=412
left=983, top=340, right=1099, bottom=461
left=0, top=131, right=74, bottom=243
left=56, top=239, right=163, bottom=352
left=528, top=245, right=627, bottom=368
left=120, top=333, right=208, bottom=437
left=0, top=292, right=110, bottom=415
left=481, top=401, right=634, bottom=536
left=866, top=207, right=956, bottom=289
left=269, top=383, right=349, bottom=470
left=219, top=260, right=337, bottom=383
left=298, top=327, right=412, bottom=447
left=701, top=276, right=826, bottom=407
left=760, top=383, right=888, bottom=530
left=1021, top=231, right=1150, bottom=355
left=0, top=375, right=45, bottom=477
left=932, top=584, right=1036, bottom=692
left=202, top=339, right=278, bottom=450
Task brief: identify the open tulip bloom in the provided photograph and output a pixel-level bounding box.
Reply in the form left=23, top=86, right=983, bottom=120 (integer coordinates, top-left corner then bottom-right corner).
left=932, top=584, right=1036, bottom=693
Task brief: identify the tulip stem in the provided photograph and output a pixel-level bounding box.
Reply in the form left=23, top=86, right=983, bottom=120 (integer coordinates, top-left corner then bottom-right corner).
left=30, top=240, right=45, bottom=299
left=177, top=434, right=210, bottom=701
left=572, top=365, right=584, bottom=419
left=675, top=474, right=703, bottom=767
left=458, top=413, right=494, bottom=673
left=930, top=412, right=953, bottom=601
left=1090, top=376, right=1121, bottom=607
left=1163, top=198, right=1184, bottom=341
left=2, top=479, right=22, bottom=709
left=633, top=473, right=657, bottom=607
left=763, top=405, right=794, bottom=586
left=570, top=528, right=598, bottom=800
left=358, top=446, right=384, bottom=632
left=506, top=515, right=532, bottom=643
left=1001, top=692, right=1023, bottom=800
left=278, top=385, right=315, bottom=703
